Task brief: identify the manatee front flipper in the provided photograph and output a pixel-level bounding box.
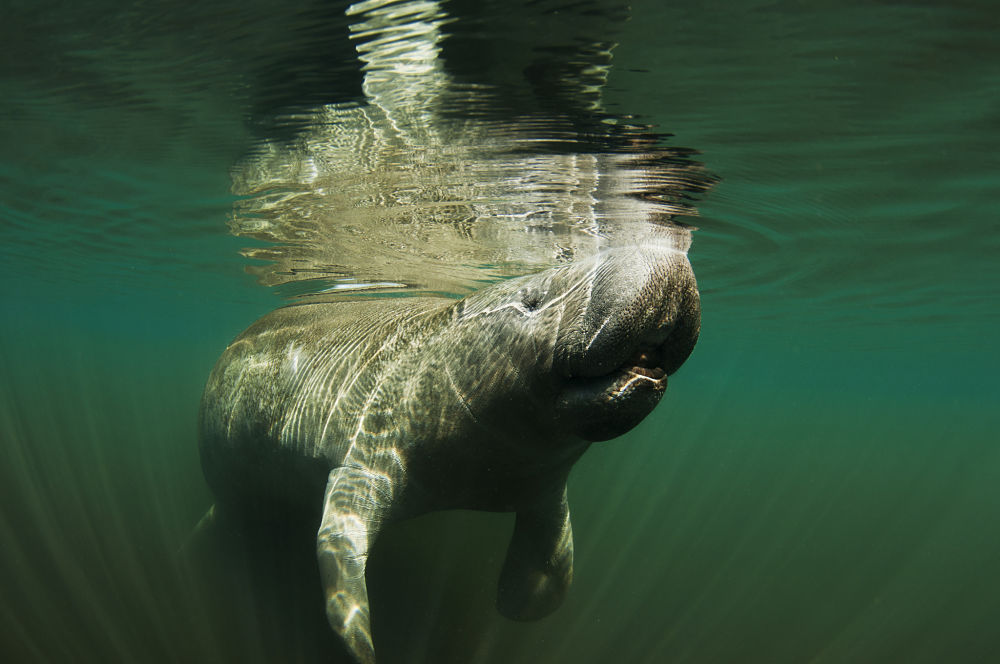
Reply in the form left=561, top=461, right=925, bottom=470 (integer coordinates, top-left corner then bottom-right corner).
left=317, top=465, right=395, bottom=664
left=496, top=485, right=574, bottom=621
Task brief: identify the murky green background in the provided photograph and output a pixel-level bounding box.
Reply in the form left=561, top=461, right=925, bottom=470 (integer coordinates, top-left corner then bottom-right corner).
left=2, top=0, right=998, bottom=662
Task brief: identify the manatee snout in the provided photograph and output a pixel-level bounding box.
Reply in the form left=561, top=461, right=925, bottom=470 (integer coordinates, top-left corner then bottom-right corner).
left=556, top=245, right=700, bottom=377
left=554, top=245, right=700, bottom=441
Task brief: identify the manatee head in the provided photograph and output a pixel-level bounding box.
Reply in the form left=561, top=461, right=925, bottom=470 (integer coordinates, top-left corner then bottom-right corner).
left=448, top=241, right=700, bottom=445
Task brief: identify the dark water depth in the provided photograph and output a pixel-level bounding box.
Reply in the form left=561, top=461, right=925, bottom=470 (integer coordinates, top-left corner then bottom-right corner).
left=2, top=1, right=999, bottom=662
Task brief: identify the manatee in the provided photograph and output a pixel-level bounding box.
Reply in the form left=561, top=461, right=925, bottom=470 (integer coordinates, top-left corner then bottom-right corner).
left=198, top=241, right=700, bottom=663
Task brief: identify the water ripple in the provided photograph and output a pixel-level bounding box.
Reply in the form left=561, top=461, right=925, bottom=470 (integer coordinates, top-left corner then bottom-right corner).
left=230, top=0, right=716, bottom=297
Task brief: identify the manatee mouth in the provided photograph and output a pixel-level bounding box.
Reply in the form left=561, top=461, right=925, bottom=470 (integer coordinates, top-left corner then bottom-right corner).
left=586, top=340, right=671, bottom=404
left=620, top=345, right=668, bottom=383
left=555, top=310, right=699, bottom=442
left=555, top=340, right=672, bottom=442
left=572, top=327, right=679, bottom=387
left=585, top=344, right=669, bottom=401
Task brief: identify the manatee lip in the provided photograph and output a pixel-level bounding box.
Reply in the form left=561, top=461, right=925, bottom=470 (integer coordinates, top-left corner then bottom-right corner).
left=619, top=348, right=667, bottom=381
left=616, top=345, right=667, bottom=384
left=562, top=325, right=675, bottom=385
left=606, top=321, right=676, bottom=382
left=567, top=339, right=669, bottom=388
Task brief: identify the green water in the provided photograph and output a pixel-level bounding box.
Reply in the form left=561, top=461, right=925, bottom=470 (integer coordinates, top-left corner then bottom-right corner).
left=2, top=1, right=998, bottom=662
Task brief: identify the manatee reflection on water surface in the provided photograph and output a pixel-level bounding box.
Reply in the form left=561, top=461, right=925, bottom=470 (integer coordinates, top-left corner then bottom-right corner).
left=230, top=0, right=714, bottom=298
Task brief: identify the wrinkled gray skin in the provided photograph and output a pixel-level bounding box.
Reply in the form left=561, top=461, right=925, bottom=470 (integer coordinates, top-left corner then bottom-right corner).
left=198, top=243, right=700, bottom=663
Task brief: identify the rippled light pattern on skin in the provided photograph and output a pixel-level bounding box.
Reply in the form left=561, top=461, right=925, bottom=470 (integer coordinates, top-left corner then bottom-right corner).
left=199, top=245, right=702, bottom=663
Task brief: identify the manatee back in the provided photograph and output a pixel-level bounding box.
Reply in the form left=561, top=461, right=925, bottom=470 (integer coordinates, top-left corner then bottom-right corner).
left=198, top=297, right=451, bottom=519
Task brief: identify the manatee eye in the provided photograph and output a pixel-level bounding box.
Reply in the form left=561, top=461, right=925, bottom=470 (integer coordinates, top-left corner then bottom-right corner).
left=520, top=288, right=543, bottom=312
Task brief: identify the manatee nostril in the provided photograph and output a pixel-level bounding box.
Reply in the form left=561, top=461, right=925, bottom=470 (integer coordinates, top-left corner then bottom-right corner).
left=521, top=289, right=543, bottom=312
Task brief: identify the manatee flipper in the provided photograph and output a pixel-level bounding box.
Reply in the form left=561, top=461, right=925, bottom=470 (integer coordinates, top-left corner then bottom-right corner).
left=317, top=465, right=394, bottom=664
left=496, top=485, right=574, bottom=621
